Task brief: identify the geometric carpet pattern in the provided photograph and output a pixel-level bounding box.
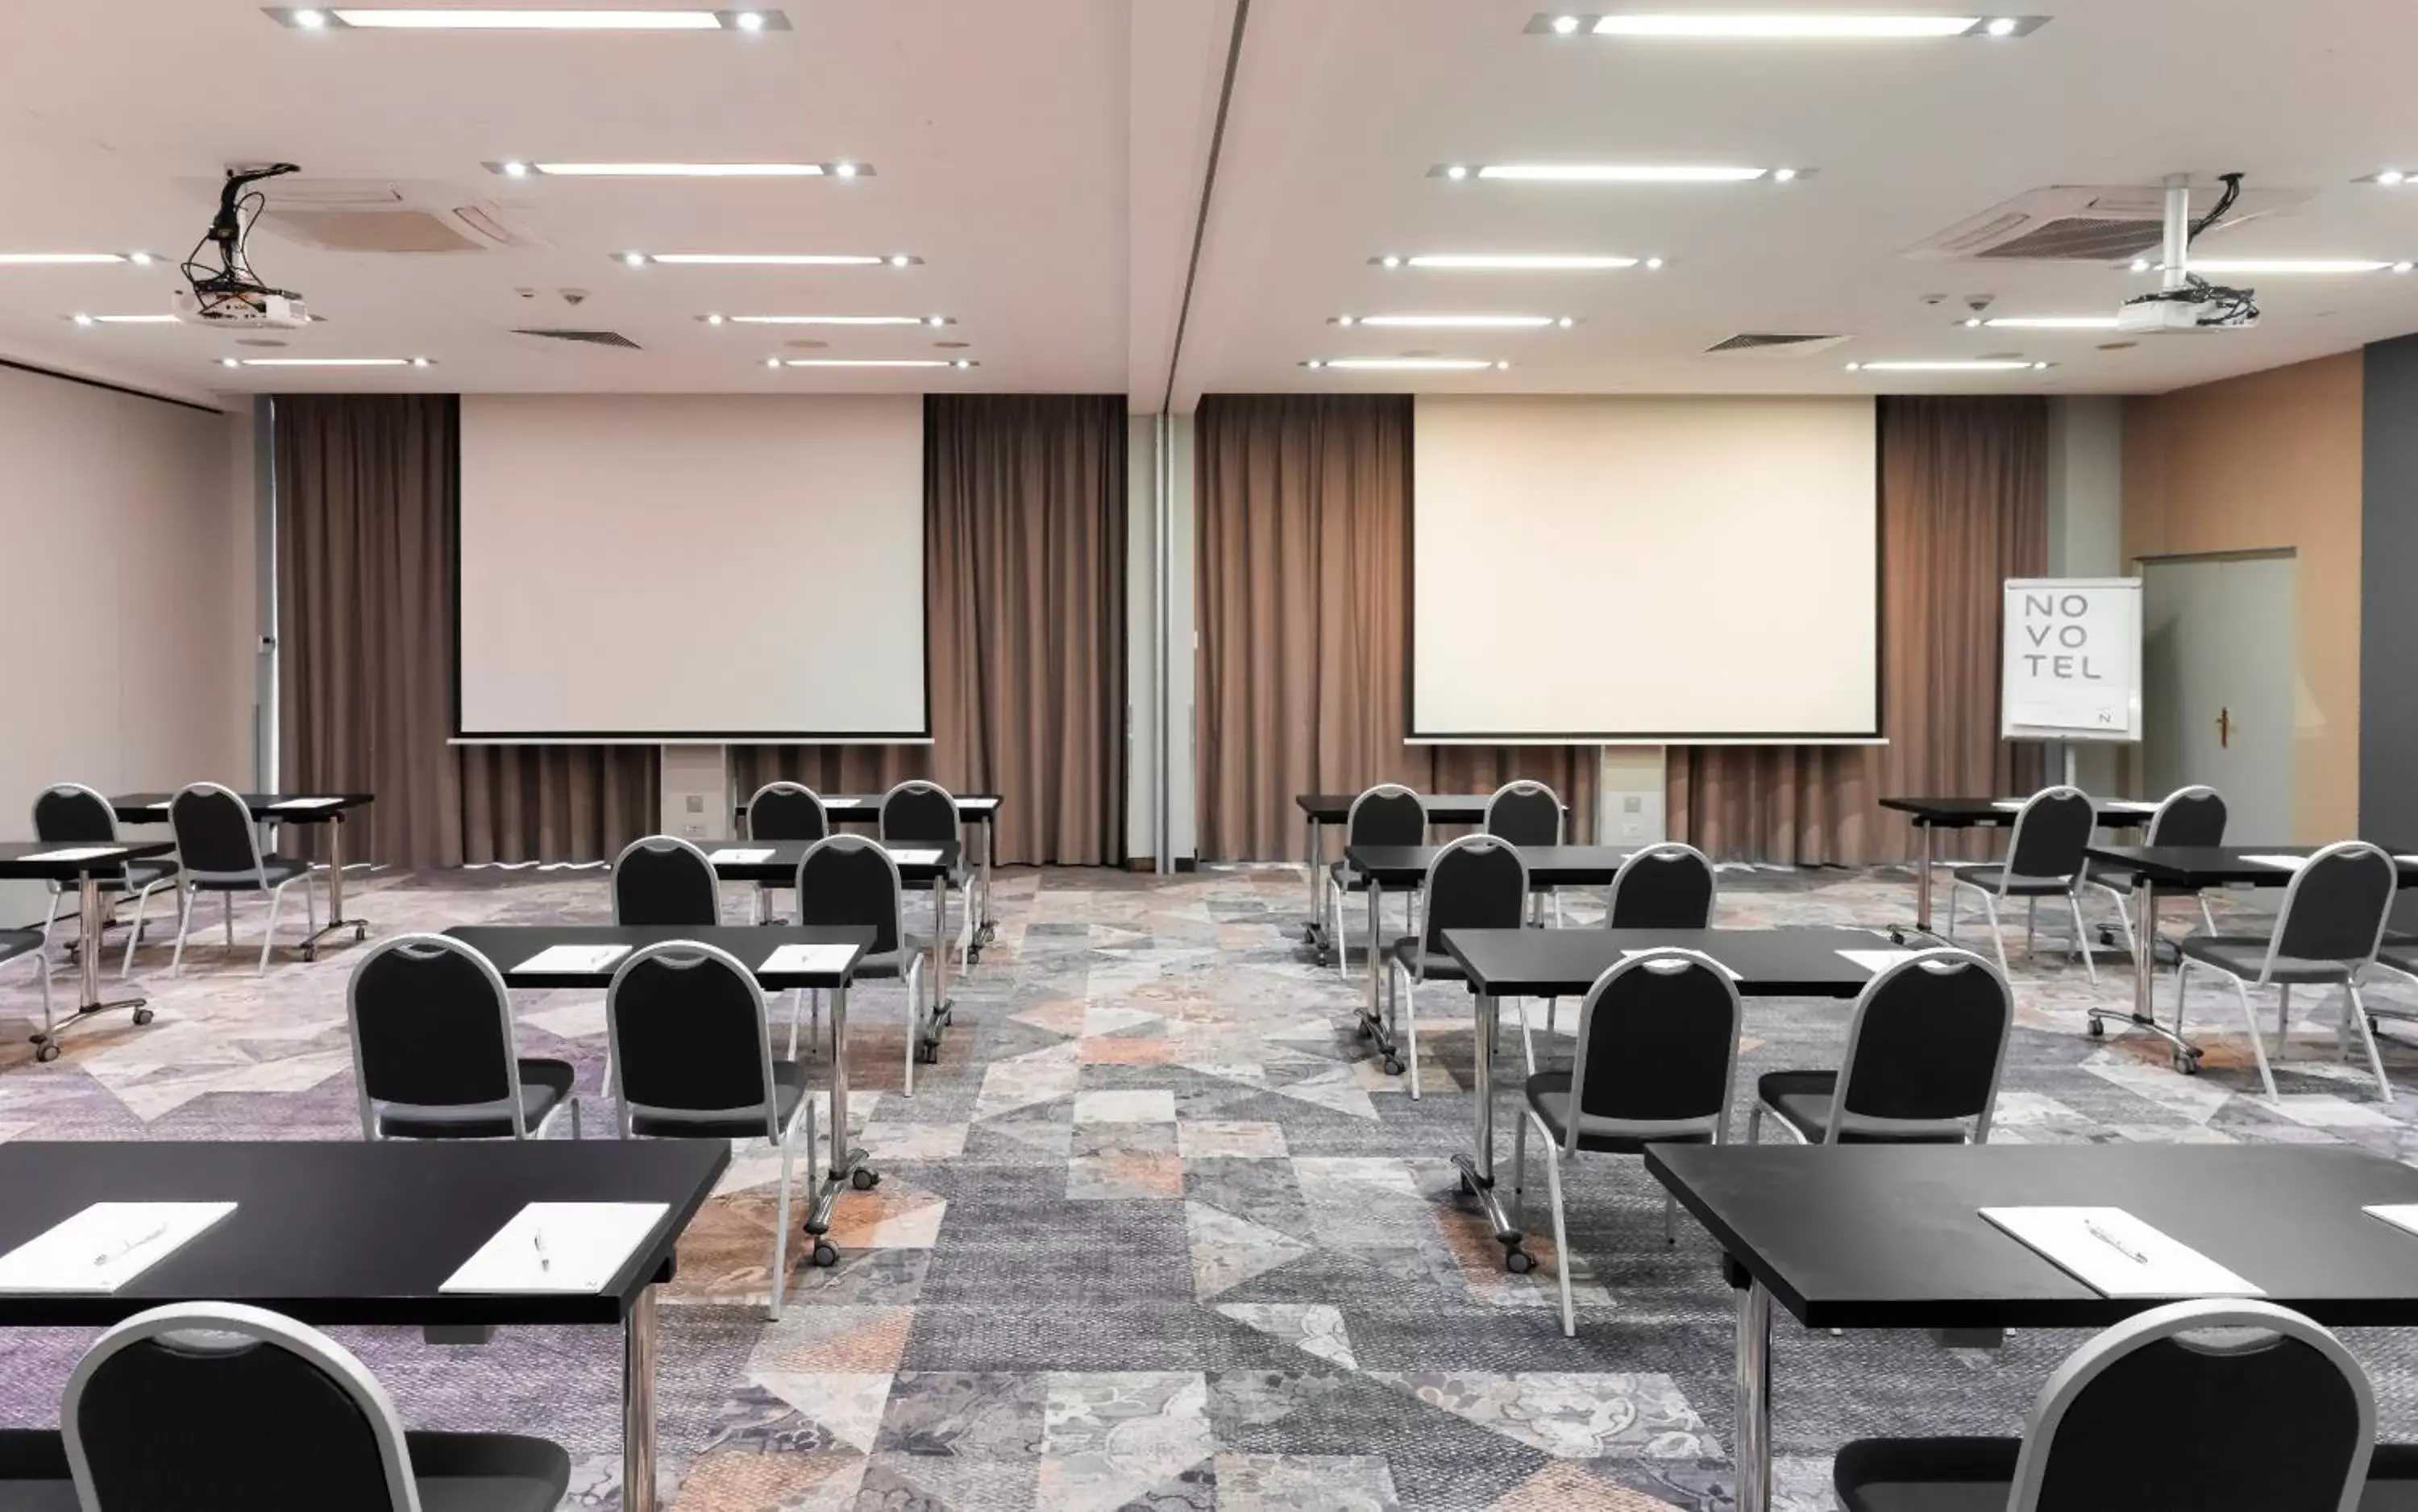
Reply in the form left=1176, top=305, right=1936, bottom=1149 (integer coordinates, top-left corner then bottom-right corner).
left=2, top=862, right=2418, bottom=1510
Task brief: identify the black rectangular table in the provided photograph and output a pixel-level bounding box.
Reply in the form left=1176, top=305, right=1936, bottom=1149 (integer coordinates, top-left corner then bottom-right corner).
left=112, top=791, right=377, bottom=957
left=1647, top=1143, right=2418, bottom=1512
left=0, top=1139, right=726, bottom=1512
left=700, top=838, right=966, bottom=1008
left=1439, top=924, right=1895, bottom=1271
left=0, top=840, right=177, bottom=1057
left=732, top=794, right=1003, bottom=945
left=1879, top=796, right=2159, bottom=933
left=2080, top=844, right=2418, bottom=1069
left=1297, top=793, right=1561, bottom=954
left=447, top=924, right=876, bottom=1246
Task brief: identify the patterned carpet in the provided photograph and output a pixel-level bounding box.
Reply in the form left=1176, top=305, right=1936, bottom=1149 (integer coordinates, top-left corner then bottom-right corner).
left=3, top=862, right=2418, bottom=1510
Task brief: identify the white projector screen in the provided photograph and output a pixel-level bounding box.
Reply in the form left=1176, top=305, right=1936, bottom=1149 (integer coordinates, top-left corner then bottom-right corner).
left=1412, top=395, right=1880, bottom=742
left=456, top=394, right=928, bottom=741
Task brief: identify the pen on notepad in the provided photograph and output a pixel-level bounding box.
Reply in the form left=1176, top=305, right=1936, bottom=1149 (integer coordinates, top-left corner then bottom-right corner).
left=533, top=1227, right=550, bottom=1273
left=94, top=1223, right=169, bottom=1269
left=2084, top=1219, right=2150, bottom=1265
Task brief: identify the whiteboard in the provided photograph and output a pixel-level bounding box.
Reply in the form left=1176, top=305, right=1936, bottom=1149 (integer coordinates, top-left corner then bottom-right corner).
left=2001, top=578, right=2141, bottom=742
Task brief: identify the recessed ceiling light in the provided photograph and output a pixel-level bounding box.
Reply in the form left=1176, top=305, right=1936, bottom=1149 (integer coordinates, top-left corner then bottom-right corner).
left=222, top=356, right=423, bottom=367
left=71, top=313, right=181, bottom=325
left=621, top=251, right=649, bottom=267
left=501, top=160, right=530, bottom=177
left=0, top=252, right=130, bottom=265
left=1847, top=359, right=2046, bottom=372
left=501, top=161, right=842, bottom=177
left=1375, top=253, right=1639, bottom=271
left=2372, top=170, right=2410, bottom=187
left=833, top=161, right=858, bottom=178
left=2128, top=258, right=2151, bottom=272
left=633, top=251, right=910, bottom=267
left=704, top=312, right=726, bottom=326
left=1772, top=167, right=1800, bottom=182
left=721, top=314, right=952, bottom=326
left=1302, top=357, right=1507, bottom=371
left=1456, top=163, right=1773, bottom=183
left=1981, top=315, right=2120, bottom=330
left=1332, top=314, right=1565, bottom=329
left=70, top=314, right=93, bottom=326
left=410, top=356, right=431, bottom=367
left=277, top=8, right=790, bottom=30
left=128, top=251, right=155, bottom=266
left=765, top=356, right=782, bottom=368
left=2400, top=262, right=2418, bottom=275
left=1551, top=13, right=1580, bottom=31
left=1983, top=15, right=2018, bottom=35
left=1584, top=13, right=2007, bottom=38
left=220, top=358, right=240, bottom=368
left=779, top=358, right=975, bottom=368
left=888, top=254, right=913, bottom=268
left=1644, top=256, right=1664, bottom=270
left=2147, top=258, right=2401, bottom=275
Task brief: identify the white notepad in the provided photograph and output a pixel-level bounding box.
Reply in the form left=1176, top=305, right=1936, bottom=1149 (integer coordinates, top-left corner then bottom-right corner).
left=761, top=943, right=859, bottom=974
left=514, top=944, right=633, bottom=974
left=0, top=1203, right=236, bottom=1294
left=1980, top=1207, right=2264, bottom=1298
left=1990, top=800, right=2027, bottom=812
left=1620, top=948, right=1739, bottom=982
left=707, top=846, right=775, bottom=864
left=2365, top=1204, right=2418, bottom=1240
left=18, top=846, right=121, bottom=863
left=1838, top=949, right=1924, bottom=975
left=269, top=796, right=344, bottom=811
left=2395, top=858, right=2418, bottom=869
left=2241, top=854, right=2312, bottom=871
left=2104, top=800, right=2162, bottom=813
left=440, top=1203, right=669, bottom=1295
left=886, top=847, right=944, bottom=866
left=819, top=798, right=870, bottom=811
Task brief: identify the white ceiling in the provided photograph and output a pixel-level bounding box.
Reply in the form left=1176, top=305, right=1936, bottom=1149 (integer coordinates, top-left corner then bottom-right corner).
left=4, top=0, right=2417, bottom=407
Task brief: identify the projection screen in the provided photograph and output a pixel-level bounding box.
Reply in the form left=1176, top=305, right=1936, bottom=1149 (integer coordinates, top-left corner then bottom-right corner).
left=455, top=393, right=927, bottom=741
left=1410, top=395, right=1880, bottom=742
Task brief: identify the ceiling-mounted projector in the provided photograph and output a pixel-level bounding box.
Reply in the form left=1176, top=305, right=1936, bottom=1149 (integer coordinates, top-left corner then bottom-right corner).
left=2116, top=172, right=2259, bottom=335
left=178, top=162, right=311, bottom=328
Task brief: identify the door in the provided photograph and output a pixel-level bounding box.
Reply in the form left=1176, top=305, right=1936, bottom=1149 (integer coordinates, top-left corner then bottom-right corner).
left=2141, top=552, right=2296, bottom=841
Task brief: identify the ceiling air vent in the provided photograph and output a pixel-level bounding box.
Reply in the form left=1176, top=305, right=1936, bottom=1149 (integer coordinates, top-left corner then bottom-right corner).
left=1906, top=184, right=2311, bottom=263
left=178, top=177, right=546, bottom=252
left=512, top=328, right=642, bottom=350
left=1704, top=332, right=1851, bottom=356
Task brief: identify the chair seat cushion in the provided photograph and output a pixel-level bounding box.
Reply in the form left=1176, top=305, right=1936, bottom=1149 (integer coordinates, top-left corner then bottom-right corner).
left=631, top=1058, right=808, bottom=1139
left=61, top=860, right=180, bottom=895
left=1757, top=1070, right=1969, bottom=1146
left=1955, top=866, right=2073, bottom=896
left=406, top=1430, right=574, bottom=1512
left=1524, top=1072, right=1716, bottom=1155
left=1388, top=937, right=1465, bottom=981
left=1833, top=1436, right=2017, bottom=1512
left=376, top=1060, right=577, bottom=1140
left=2179, top=934, right=2357, bottom=985
left=851, top=939, right=932, bottom=980
left=189, top=857, right=310, bottom=891
left=0, top=1428, right=72, bottom=1511
left=0, top=931, right=42, bottom=968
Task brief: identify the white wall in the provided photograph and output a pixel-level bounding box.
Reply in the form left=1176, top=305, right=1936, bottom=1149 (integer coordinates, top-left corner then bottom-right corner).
left=0, top=366, right=251, bottom=924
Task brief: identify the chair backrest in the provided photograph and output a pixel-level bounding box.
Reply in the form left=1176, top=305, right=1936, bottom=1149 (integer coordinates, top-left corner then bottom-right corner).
left=2002, top=786, right=2096, bottom=883
left=2146, top=785, right=2228, bottom=848
left=2266, top=841, right=2397, bottom=971
left=1606, top=843, right=1717, bottom=929
left=2010, top=1299, right=2372, bottom=1512
left=345, top=933, right=521, bottom=1135
left=746, top=782, right=829, bottom=844
left=1830, top=948, right=2012, bottom=1142
left=34, top=783, right=118, bottom=845
left=611, top=835, right=720, bottom=926
left=1483, top=781, right=1562, bottom=847
left=1563, top=950, right=1741, bottom=1150
left=1345, top=783, right=1427, bottom=849
left=879, top=781, right=958, bottom=845
left=64, top=1302, right=421, bottom=1512
left=606, top=941, right=779, bottom=1137
left=168, top=782, right=264, bottom=883
left=794, top=834, right=908, bottom=957
left=1415, top=834, right=1529, bottom=961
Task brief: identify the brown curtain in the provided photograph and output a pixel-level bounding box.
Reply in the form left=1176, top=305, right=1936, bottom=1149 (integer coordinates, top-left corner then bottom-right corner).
left=275, top=393, right=655, bottom=867
left=1666, top=395, right=2049, bottom=863
left=1194, top=394, right=1597, bottom=862
left=730, top=393, right=1125, bottom=866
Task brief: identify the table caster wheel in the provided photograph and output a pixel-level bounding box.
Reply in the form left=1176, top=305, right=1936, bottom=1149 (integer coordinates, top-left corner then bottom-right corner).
left=354, top=923, right=369, bottom=941
left=918, top=1043, right=940, bottom=1065
left=2087, top=1017, right=2104, bottom=1038
left=132, top=1007, right=154, bottom=1025
left=851, top=1168, right=879, bottom=1191
left=1504, top=1249, right=1535, bottom=1275
left=1381, top=1057, right=1404, bottom=1076
left=2175, top=1052, right=2199, bottom=1075
left=301, top=945, right=318, bottom=963
left=35, top=1042, right=59, bottom=1064
left=812, top=1241, right=839, bottom=1268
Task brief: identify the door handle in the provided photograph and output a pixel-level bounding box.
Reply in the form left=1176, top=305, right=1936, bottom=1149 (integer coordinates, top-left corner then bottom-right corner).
left=2216, top=706, right=2232, bottom=750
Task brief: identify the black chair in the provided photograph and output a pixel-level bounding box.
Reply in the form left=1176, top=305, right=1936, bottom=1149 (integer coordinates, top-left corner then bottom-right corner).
left=610, top=835, right=720, bottom=927
left=1327, top=783, right=1427, bottom=981
left=2084, top=784, right=2228, bottom=957
left=346, top=933, right=578, bottom=1140
left=606, top=941, right=814, bottom=1315
left=33, top=783, right=177, bottom=980
left=1379, top=833, right=1527, bottom=1099
left=1750, top=947, right=2012, bottom=1145
left=166, top=782, right=315, bottom=976
left=879, top=780, right=974, bottom=972
left=1485, top=779, right=1564, bottom=924
left=62, top=1300, right=571, bottom=1510
left=1605, top=842, right=1717, bottom=929
left=1946, top=785, right=2100, bottom=982
left=2175, top=840, right=2397, bottom=1102
left=796, top=835, right=932, bottom=1094
left=745, top=781, right=829, bottom=924
left=1833, top=1298, right=2374, bottom=1512
left=1514, top=949, right=1741, bottom=1336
